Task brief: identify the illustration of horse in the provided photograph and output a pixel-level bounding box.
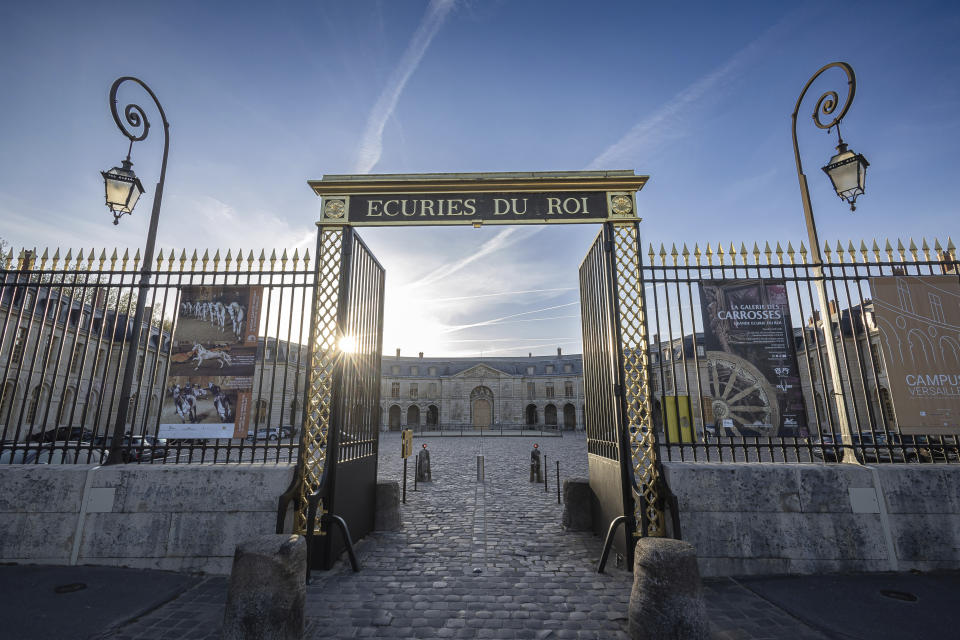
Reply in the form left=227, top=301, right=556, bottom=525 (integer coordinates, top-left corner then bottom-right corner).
left=188, top=343, right=233, bottom=370
left=175, top=393, right=197, bottom=423
left=227, top=302, right=245, bottom=341
left=213, top=392, right=232, bottom=421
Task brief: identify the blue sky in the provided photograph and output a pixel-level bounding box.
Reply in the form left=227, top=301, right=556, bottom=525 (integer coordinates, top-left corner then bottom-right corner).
left=1, top=1, right=958, bottom=357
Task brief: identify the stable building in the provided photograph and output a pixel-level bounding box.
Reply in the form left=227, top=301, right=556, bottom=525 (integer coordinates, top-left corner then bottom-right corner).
left=381, top=348, right=584, bottom=431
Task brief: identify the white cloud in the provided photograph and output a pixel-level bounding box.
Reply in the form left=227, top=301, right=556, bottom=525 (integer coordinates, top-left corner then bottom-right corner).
left=354, top=0, right=456, bottom=173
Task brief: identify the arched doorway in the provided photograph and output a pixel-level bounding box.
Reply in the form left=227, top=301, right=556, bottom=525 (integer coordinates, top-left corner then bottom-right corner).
left=545, top=404, right=557, bottom=428
left=0, top=380, right=17, bottom=425
left=563, top=403, right=576, bottom=430
left=426, top=404, right=438, bottom=427
left=407, top=405, right=420, bottom=428
left=388, top=405, right=402, bottom=431
left=525, top=404, right=538, bottom=426
left=471, top=386, right=493, bottom=429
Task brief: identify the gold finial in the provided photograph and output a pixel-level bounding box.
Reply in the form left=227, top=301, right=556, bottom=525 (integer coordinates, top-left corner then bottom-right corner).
left=65, top=249, right=73, bottom=268
left=716, top=243, right=725, bottom=264
left=270, top=249, right=278, bottom=270
left=133, top=249, right=141, bottom=271
left=281, top=249, right=288, bottom=269
left=872, top=239, right=881, bottom=262
left=247, top=250, right=255, bottom=270
left=704, top=243, right=713, bottom=265
left=884, top=239, right=894, bottom=262
left=762, top=242, right=771, bottom=265
left=51, top=248, right=61, bottom=270
left=798, top=242, right=807, bottom=262
left=167, top=250, right=175, bottom=271
left=179, top=250, right=187, bottom=272
left=292, top=248, right=300, bottom=269
left=896, top=239, right=906, bottom=261
left=225, top=249, right=232, bottom=268
left=822, top=241, right=832, bottom=264
left=670, top=243, right=678, bottom=266
left=76, top=249, right=85, bottom=270
left=259, top=249, right=267, bottom=270
left=775, top=242, right=784, bottom=265
left=98, top=249, right=107, bottom=270
left=38, top=248, right=49, bottom=270
left=730, top=242, right=738, bottom=264
left=212, top=250, right=221, bottom=270
left=908, top=239, right=918, bottom=261
left=190, top=250, right=198, bottom=271
left=786, top=242, right=796, bottom=264
left=693, top=243, right=702, bottom=266
left=109, top=249, right=118, bottom=270
left=156, top=249, right=165, bottom=270
left=86, top=249, right=95, bottom=270
left=303, top=248, right=311, bottom=270
left=921, top=238, right=930, bottom=261
left=847, top=241, right=857, bottom=263
left=859, top=240, right=869, bottom=263
left=835, top=241, right=845, bottom=263
left=201, top=249, right=210, bottom=271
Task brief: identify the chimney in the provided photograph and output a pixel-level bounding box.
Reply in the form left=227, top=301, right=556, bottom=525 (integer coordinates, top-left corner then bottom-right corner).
left=528, top=352, right=532, bottom=358
left=557, top=347, right=562, bottom=356
left=829, top=300, right=838, bottom=316
left=17, top=249, right=34, bottom=271
left=396, top=348, right=400, bottom=358
left=418, top=352, right=423, bottom=359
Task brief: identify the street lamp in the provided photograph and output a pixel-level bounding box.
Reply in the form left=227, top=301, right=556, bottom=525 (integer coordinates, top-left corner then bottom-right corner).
left=791, top=61, right=868, bottom=463
left=101, top=76, right=170, bottom=464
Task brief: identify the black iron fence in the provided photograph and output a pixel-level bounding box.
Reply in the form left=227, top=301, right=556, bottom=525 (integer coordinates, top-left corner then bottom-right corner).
left=641, top=238, right=959, bottom=465
left=407, top=422, right=566, bottom=437
left=0, top=247, right=314, bottom=464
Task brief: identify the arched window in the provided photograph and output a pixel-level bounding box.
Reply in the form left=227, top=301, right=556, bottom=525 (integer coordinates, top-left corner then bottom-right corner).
left=426, top=405, right=439, bottom=427
left=407, top=405, right=420, bottom=427
left=470, top=386, right=493, bottom=429
left=563, top=403, right=576, bottom=430
left=26, top=385, right=49, bottom=425
left=545, top=404, right=557, bottom=426
left=525, top=404, right=538, bottom=426
left=389, top=405, right=402, bottom=431
left=0, top=381, right=17, bottom=425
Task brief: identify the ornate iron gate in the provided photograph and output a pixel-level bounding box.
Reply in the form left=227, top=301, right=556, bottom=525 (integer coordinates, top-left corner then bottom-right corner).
left=281, top=225, right=385, bottom=570
left=579, top=221, right=666, bottom=568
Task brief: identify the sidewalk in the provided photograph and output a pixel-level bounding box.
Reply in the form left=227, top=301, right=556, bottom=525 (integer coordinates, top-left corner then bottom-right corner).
left=2, top=433, right=956, bottom=639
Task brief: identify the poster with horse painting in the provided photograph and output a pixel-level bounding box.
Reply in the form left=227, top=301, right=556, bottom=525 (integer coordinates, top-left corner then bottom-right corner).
left=160, top=285, right=263, bottom=439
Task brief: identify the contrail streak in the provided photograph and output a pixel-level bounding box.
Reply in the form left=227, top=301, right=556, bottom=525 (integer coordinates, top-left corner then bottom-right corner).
left=354, top=0, right=456, bottom=173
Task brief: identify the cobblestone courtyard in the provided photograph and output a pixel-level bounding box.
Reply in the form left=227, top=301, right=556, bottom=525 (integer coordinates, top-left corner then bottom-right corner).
left=107, top=432, right=834, bottom=639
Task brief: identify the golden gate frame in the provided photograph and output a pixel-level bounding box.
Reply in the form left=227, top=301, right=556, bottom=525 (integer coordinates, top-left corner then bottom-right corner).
left=295, top=170, right=666, bottom=569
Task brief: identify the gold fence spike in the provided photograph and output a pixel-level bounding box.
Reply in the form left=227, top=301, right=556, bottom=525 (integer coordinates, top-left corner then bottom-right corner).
left=201, top=249, right=210, bottom=271
left=133, top=249, right=141, bottom=271
left=259, top=249, right=267, bottom=270
left=739, top=242, right=748, bottom=264
left=834, top=241, right=844, bottom=263
left=775, top=242, right=784, bottom=265
left=948, top=237, right=956, bottom=252
left=934, top=238, right=943, bottom=253
left=921, top=238, right=930, bottom=261
left=752, top=242, right=760, bottom=265
left=87, top=249, right=95, bottom=270
left=65, top=249, right=73, bottom=268
left=693, top=243, right=702, bottom=266
left=681, top=243, right=690, bottom=266
left=717, top=243, right=726, bottom=264
left=165, top=249, right=174, bottom=271
left=884, top=239, right=893, bottom=262
left=156, top=249, right=165, bottom=270
left=729, top=242, right=737, bottom=264
left=704, top=243, right=713, bottom=266
left=846, top=241, right=856, bottom=263
left=270, top=249, right=278, bottom=270
left=98, top=249, right=107, bottom=270
left=51, top=248, right=60, bottom=270
left=871, top=239, right=881, bottom=262
left=822, top=241, right=832, bottom=264
left=798, top=242, right=808, bottom=262
left=232, top=249, right=241, bottom=270
left=302, top=248, right=310, bottom=270
left=224, top=249, right=232, bottom=267
left=908, top=239, right=918, bottom=261
left=762, top=242, right=771, bottom=264
left=109, top=249, right=118, bottom=270
left=247, top=250, right=255, bottom=270
left=190, top=250, right=198, bottom=271
left=76, top=249, right=85, bottom=269
left=292, top=248, right=300, bottom=269
left=39, top=248, right=49, bottom=270
left=212, top=250, right=221, bottom=270
left=281, top=249, right=289, bottom=269
left=647, top=244, right=656, bottom=263
left=859, top=240, right=868, bottom=263
left=178, top=250, right=187, bottom=272
left=670, top=243, right=678, bottom=266
left=896, top=239, right=906, bottom=261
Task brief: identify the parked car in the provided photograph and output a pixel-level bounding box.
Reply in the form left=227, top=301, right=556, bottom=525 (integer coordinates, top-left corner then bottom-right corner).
left=246, top=428, right=281, bottom=442
left=0, top=442, right=105, bottom=465
left=27, top=426, right=94, bottom=443
left=95, top=434, right=168, bottom=463
left=812, top=430, right=919, bottom=463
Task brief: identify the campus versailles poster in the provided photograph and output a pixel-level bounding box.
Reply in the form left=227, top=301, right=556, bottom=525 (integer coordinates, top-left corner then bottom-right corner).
left=870, top=276, right=960, bottom=435
left=159, top=286, right=263, bottom=439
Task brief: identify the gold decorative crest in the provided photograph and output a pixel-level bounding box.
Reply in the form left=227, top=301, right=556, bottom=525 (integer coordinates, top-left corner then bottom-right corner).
left=611, top=194, right=633, bottom=215
left=323, top=199, right=345, bottom=219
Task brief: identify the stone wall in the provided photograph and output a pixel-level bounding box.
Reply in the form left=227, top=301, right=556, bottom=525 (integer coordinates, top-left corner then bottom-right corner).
left=0, top=463, right=295, bottom=574
left=663, top=462, right=960, bottom=576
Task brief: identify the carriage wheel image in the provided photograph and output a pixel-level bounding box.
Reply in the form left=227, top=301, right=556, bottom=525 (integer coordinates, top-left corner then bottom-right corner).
left=705, top=351, right=779, bottom=436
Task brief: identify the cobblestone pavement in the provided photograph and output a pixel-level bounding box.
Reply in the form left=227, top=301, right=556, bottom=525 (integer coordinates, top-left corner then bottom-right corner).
left=108, top=432, right=831, bottom=639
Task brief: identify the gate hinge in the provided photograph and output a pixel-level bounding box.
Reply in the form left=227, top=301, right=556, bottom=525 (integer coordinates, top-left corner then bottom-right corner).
left=604, top=240, right=614, bottom=253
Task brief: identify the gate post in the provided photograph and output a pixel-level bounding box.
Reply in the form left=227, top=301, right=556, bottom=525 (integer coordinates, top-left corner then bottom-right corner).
left=606, top=222, right=668, bottom=542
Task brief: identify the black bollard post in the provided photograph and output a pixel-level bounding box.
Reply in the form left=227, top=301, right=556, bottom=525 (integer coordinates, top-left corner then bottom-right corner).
left=414, top=454, right=418, bottom=492
left=530, top=444, right=542, bottom=483
left=402, top=458, right=407, bottom=504
left=544, top=454, right=548, bottom=493
left=556, top=460, right=561, bottom=504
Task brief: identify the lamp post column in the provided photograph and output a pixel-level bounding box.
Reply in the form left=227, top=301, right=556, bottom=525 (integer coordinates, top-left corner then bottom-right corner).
left=791, top=62, right=859, bottom=463
left=104, top=77, right=170, bottom=464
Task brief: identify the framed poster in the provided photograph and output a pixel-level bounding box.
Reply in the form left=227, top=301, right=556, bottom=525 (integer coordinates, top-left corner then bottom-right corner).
left=699, top=279, right=807, bottom=437
left=159, top=285, right=263, bottom=439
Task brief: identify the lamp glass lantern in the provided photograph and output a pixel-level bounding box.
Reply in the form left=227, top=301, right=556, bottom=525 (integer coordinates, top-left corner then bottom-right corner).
left=101, top=158, right=145, bottom=223
left=822, top=142, right=869, bottom=211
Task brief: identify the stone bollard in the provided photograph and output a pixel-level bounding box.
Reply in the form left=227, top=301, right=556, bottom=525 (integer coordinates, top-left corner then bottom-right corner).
left=529, top=444, right=542, bottom=482
left=375, top=481, right=401, bottom=530
left=628, top=538, right=708, bottom=640
left=561, top=477, right=593, bottom=531
left=416, top=444, right=431, bottom=482
left=221, top=534, right=306, bottom=640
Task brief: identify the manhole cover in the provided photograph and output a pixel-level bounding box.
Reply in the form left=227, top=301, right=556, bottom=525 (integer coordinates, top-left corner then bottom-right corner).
left=54, top=583, right=87, bottom=594
left=879, top=589, right=918, bottom=602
